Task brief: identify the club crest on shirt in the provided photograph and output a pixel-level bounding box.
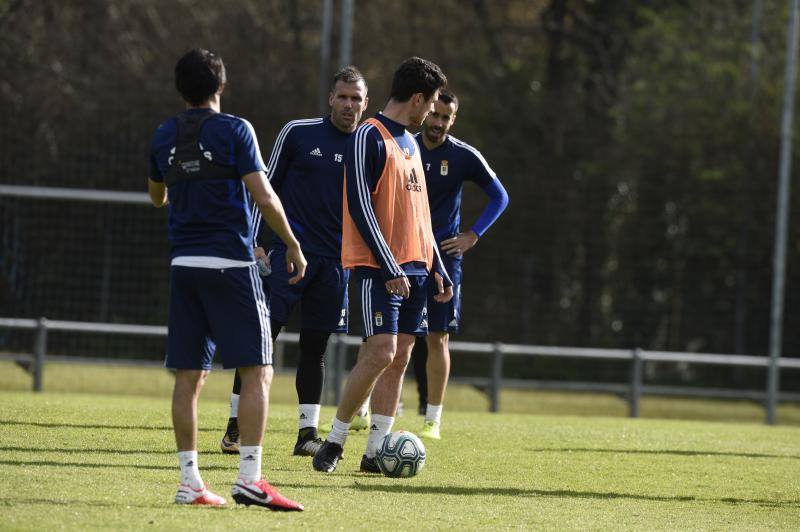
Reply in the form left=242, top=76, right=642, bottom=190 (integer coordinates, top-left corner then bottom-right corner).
left=374, top=311, right=383, bottom=327
left=440, top=160, right=449, bottom=176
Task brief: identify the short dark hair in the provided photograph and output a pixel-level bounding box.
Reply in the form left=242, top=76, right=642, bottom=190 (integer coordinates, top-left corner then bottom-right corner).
left=332, top=65, right=368, bottom=91
left=438, top=89, right=459, bottom=110
left=389, top=57, right=447, bottom=103
left=174, top=48, right=226, bottom=106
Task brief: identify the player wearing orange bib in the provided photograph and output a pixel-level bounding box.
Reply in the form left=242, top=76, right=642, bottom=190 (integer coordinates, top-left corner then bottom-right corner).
left=313, top=57, right=452, bottom=474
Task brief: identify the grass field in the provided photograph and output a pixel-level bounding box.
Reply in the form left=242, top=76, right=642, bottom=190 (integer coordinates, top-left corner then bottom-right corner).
left=1, top=362, right=800, bottom=530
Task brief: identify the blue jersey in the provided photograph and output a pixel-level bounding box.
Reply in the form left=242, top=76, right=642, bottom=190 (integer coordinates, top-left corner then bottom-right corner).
left=149, top=109, right=266, bottom=261
left=254, top=116, right=350, bottom=258
left=415, top=134, right=501, bottom=242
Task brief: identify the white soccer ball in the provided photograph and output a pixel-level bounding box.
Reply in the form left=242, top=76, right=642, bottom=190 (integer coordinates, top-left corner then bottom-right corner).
left=375, top=430, right=426, bottom=478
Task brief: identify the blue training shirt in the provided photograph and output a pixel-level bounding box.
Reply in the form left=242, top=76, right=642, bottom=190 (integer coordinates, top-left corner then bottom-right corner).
left=149, top=109, right=267, bottom=262
left=415, top=133, right=508, bottom=242
left=345, top=113, right=450, bottom=284
left=253, top=116, right=351, bottom=259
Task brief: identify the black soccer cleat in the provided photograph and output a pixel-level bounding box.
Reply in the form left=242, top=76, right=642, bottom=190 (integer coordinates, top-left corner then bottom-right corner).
left=220, top=417, right=240, bottom=454
left=293, top=428, right=324, bottom=457
left=312, top=440, right=343, bottom=473
left=359, top=454, right=381, bottom=474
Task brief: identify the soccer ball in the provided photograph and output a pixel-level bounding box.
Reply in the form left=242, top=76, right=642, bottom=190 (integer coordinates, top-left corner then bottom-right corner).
left=375, top=430, right=426, bottom=478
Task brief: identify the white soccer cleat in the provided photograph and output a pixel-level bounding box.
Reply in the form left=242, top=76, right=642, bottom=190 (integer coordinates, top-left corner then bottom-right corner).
left=175, top=483, right=227, bottom=506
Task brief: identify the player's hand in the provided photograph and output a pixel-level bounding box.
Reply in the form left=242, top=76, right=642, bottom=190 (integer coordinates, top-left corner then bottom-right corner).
left=440, top=230, right=478, bottom=257
left=432, top=272, right=453, bottom=303
left=254, top=246, right=272, bottom=276
left=285, top=244, right=307, bottom=285
left=254, top=246, right=268, bottom=262
left=385, top=275, right=411, bottom=299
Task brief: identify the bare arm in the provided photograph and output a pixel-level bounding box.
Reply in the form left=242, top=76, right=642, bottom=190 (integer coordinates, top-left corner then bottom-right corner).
left=148, top=179, right=167, bottom=207
left=243, top=170, right=306, bottom=283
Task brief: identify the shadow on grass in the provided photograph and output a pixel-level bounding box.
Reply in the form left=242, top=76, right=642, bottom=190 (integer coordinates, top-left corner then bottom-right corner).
left=0, top=496, right=224, bottom=511
left=0, top=459, right=231, bottom=471
left=528, top=447, right=800, bottom=460
left=0, top=419, right=217, bottom=432
left=0, top=445, right=175, bottom=455
left=348, top=482, right=800, bottom=508
left=0, top=419, right=298, bottom=436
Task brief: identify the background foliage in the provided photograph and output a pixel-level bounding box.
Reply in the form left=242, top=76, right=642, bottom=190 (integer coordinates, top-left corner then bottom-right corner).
left=1, top=0, right=799, bottom=390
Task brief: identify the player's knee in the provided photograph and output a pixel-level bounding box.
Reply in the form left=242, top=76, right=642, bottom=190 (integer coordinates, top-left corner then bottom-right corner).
left=396, top=334, right=416, bottom=352
left=427, top=332, right=448, bottom=350
left=363, top=337, right=396, bottom=371
left=175, top=369, right=208, bottom=393
left=370, top=350, right=395, bottom=372
left=391, top=348, right=412, bottom=369
left=238, top=364, right=273, bottom=392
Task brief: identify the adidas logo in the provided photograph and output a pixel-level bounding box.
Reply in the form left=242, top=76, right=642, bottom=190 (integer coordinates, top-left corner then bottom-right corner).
left=185, top=461, right=194, bottom=467
left=370, top=424, right=378, bottom=431
left=300, top=413, right=307, bottom=419
left=243, top=454, right=257, bottom=461
left=309, top=147, right=322, bottom=157
left=449, top=318, right=458, bottom=327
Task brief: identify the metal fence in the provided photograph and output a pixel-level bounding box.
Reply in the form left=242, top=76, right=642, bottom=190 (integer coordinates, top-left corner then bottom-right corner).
left=2, top=317, right=799, bottom=423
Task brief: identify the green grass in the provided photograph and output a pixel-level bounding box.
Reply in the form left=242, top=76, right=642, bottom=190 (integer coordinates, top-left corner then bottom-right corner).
left=1, top=363, right=800, bottom=530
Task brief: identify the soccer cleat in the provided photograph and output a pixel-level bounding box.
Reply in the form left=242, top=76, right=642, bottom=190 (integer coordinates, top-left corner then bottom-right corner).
left=319, top=412, right=371, bottom=433
left=232, top=478, right=304, bottom=511
left=293, top=428, right=324, bottom=456
left=312, top=440, right=344, bottom=473
left=420, top=420, right=441, bottom=440
left=359, top=454, right=381, bottom=474
left=220, top=417, right=240, bottom=454
left=350, top=411, right=371, bottom=431
left=175, top=483, right=227, bottom=506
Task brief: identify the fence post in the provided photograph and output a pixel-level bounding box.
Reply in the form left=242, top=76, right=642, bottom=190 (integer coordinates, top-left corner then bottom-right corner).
left=629, top=348, right=642, bottom=418
left=33, top=317, right=48, bottom=392
left=490, top=342, right=503, bottom=413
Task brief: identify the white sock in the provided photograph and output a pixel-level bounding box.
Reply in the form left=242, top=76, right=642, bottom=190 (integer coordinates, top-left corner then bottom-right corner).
left=299, top=404, right=321, bottom=430
left=238, top=445, right=262, bottom=483
left=426, top=404, right=443, bottom=424
left=229, top=393, right=240, bottom=418
left=357, top=397, right=370, bottom=417
left=327, top=417, right=350, bottom=446
left=177, top=450, right=203, bottom=489
left=365, top=414, right=394, bottom=458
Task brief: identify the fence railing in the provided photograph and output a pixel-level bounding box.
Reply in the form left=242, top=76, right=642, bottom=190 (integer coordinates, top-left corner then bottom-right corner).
left=2, top=317, right=800, bottom=423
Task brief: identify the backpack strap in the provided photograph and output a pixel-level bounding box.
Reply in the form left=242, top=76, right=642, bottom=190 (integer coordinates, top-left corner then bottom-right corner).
left=164, top=110, right=239, bottom=186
